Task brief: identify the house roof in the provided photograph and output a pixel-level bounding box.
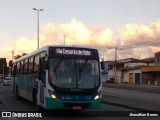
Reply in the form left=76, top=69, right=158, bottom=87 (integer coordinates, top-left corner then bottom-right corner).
left=105, top=57, right=154, bottom=66
left=118, top=58, right=147, bottom=64
left=155, top=51, right=160, bottom=56
left=141, top=57, right=155, bottom=63
left=122, top=66, right=142, bottom=71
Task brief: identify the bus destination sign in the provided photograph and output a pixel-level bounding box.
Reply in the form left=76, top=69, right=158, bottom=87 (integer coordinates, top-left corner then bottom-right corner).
left=56, top=48, right=91, bottom=56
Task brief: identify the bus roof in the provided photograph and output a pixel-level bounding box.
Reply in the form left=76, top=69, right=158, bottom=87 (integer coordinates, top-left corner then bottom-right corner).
left=13, top=45, right=98, bottom=63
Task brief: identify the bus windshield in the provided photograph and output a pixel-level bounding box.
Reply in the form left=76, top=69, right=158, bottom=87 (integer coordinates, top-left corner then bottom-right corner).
left=49, top=58, right=100, bottom=89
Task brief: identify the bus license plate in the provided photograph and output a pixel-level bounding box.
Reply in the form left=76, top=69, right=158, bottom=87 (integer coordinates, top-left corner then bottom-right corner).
left=72, top=106, right=82, bottom=110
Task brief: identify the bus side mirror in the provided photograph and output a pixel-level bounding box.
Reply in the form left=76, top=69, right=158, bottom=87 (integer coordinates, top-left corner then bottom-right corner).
left=45, top=61, right=49, bottom=70
left=101, top=61, right=105, bottom=70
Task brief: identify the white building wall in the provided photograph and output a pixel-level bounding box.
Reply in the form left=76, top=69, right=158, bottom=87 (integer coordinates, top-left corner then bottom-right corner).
left=108, top=70, right=122, bottom=83
left=116, top=71, right=122, bottom=83
left=108, top=70, right=115, bottom=79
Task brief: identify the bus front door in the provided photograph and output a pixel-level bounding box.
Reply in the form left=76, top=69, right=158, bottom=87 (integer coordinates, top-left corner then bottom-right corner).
left=39, top=57, right=46, bottom=106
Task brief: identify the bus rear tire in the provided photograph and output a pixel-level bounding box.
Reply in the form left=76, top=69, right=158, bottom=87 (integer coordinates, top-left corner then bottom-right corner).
left=15, top=86, right=21, bottom=100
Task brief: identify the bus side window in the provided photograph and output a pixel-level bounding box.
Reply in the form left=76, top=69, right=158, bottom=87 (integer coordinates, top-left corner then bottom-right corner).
left=34, top=55, right=39, bottom=78
left=20, top=61, right=24, bottom=75
left=28, top=57, right=34, bottom=74
left=38, top=57, right=45, bottom=84
left=17, top=62, right=20, bottom=75
left=24, top=59, right=28, bottom=75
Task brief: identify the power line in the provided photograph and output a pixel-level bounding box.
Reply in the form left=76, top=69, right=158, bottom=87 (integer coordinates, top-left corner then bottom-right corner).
left=107, top=47, right=124, bottom=61
left=98, top=37, right=160, bottom=59
left=117, top=37, right=160, bottom=49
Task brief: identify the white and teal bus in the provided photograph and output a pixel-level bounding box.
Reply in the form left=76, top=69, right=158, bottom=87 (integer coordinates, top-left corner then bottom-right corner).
left=12, top=45, right=102, bottom=110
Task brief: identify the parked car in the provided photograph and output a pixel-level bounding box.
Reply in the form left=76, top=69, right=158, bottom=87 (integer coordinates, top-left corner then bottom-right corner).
left=106, top=78, right=115, bottom=83
left=3, top=77, right=11, bottom=86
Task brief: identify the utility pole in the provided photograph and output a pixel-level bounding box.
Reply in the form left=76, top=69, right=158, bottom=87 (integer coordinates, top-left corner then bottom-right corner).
left=107, top=47, right=123, bottom=83
left=12, top=50, right=14, bottom=60
left=63, top=35, right=66, bottom=45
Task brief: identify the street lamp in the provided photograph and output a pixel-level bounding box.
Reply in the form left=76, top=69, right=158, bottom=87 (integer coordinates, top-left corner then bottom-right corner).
left=33, top=8, right=43, bottom=49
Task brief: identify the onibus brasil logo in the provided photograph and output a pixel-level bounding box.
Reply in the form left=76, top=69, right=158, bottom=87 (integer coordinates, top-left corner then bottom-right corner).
left=1, top=112, right=42, bottom=118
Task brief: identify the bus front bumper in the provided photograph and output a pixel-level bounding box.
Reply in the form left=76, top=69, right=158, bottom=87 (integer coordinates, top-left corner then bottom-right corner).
left=45, top=97, right=102, bottom=110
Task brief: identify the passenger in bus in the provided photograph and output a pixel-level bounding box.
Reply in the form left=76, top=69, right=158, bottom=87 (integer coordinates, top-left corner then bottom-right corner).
left=80, top=64, right=95, bottom=89
left=49, top=62, right=56, bottom=85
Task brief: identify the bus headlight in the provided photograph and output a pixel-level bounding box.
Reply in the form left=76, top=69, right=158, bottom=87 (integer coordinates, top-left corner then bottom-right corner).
left=48, top=90, right=57, bottom=99
left=94, top=91, right=101, bottom=100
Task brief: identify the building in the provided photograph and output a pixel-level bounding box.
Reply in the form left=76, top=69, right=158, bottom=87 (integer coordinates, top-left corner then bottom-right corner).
left=118, top=58, right=149, bottom=84
left=104, top=58, right=147, bottom=84
left=141, top=52, right=160, bottom=85
left=104, top=54, right=160, bottom=86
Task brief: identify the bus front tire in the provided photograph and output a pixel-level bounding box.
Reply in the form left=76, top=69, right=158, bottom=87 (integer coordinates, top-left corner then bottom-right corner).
left=33, top=94, right=41, bottom=111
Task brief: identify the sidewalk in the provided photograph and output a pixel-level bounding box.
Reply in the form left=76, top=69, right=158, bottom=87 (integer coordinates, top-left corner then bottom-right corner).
left=102, top=83, right=160, bottom=112
left=103, top=83, right=160, bottom=94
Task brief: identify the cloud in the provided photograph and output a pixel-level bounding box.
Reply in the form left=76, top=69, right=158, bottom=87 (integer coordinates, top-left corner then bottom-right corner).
left=60, top=19, right=92, bottom=45
left=1, top=19, right=160, bottom=62
left=119, top=20, right=160, bottom=45
left=116, top=20, right=160, bottom=60
left=0, top=37, right=37, bottom=61
left=41, top=19, right=114, bottom=47
left=118, top=24, right=154, bottom=45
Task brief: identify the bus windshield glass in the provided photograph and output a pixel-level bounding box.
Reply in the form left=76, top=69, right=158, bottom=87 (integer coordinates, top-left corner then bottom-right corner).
left=49, top=58, right=100, bottom=89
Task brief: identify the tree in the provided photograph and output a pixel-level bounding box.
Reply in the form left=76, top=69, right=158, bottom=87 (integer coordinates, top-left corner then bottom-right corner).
left=22, top=52, right=27, bottom=56
left=9, top=60, right=13, bottom=68
left=0, top=58, right=8, bottom=76
left=14, top=55, right=21, bottom=60
left=14, top=52, right=27, bottom=60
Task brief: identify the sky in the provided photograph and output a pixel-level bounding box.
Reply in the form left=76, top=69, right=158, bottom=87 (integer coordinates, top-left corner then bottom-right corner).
left=0, top=0, right=160, bottom=61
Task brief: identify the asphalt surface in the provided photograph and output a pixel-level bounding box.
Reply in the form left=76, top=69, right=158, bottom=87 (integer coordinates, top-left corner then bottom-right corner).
left=102, top=83, right=160, bottom=112
left=1, top=79, right=160, bottom=112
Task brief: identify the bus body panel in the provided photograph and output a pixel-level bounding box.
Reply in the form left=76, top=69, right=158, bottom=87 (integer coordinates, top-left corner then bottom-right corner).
left=15, top=74, right=36, bottom=101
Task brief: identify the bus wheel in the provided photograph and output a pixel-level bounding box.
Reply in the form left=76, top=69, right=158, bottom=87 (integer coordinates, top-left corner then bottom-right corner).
left=15, top=86, right=21, bottom=100
left=33, top=94, right=41, bottom=111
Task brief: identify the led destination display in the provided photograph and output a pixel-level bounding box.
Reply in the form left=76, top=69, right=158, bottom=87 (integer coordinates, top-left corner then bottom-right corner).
left=49, top=47, right=99, bottom=59
left=56, top=48, right=91, bottom=56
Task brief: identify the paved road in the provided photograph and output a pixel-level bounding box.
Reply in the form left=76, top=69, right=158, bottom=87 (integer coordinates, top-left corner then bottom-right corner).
left=102, top=83, right=160, bottom=112
left=0, top=83, right=141, bottom=120
left=0, top=82, right=160, bottom=119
